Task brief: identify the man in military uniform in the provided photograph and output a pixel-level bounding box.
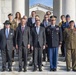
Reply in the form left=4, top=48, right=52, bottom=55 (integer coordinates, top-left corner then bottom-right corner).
left=64, top=20, right=76, bottom=71
left=8, top=13, right=17, bottom=30
left=46, top=16, right=62, bottom=71
left=61, top=15, right=70, bottom=57
left=8, top=13, right=17, bottom=62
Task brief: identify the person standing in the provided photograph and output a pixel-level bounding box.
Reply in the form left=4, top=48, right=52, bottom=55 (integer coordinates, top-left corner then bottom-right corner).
left=31, top=19, right=46, bottom=71
left=46, top=16, right=62, bottom=71
left=59, top=15, right=66, bottom=57
left=0, top=20, right=15, bottom=71
left=8, top=13, right=17, bottom=62
left=64, top=20, right=76, bottom=71
left=61, top=15, right=70, bottom=57
left=13, top=12, right=21, bottom=27
left=46, top=11, right=52, bottom=20
left=16, top=18, right=30, bottom=72
left=27, top=11, right=36, bottom=28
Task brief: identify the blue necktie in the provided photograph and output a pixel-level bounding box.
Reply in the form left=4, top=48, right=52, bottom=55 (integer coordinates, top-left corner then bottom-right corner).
left=6, top=29, right=9, bottom=38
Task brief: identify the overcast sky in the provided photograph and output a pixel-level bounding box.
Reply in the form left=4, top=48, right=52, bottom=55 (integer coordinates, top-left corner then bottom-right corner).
left=29, top=0, right=53, bottom=7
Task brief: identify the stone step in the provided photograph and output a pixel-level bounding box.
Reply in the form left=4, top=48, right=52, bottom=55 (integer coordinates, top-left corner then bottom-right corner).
left=0, top=61, right=67, bottom=71
left=0, top=72, right=75, bottom=75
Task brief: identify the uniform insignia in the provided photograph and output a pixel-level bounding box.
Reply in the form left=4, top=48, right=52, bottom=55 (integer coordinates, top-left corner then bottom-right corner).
left=57, top=33, right=58, bottom=34
left=11, top=33, right=13, bottom=35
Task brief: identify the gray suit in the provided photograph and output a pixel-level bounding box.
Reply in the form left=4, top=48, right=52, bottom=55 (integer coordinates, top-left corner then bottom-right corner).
left=31, top=26, right=46, bottom=70
left=0, top=28, right=14, bottom=69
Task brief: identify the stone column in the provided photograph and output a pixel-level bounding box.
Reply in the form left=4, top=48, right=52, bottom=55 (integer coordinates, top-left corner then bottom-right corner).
left=25, top=0, right=29, bottom=18
left=0, top=0, right=1, bottom=22
left=53, top=0, right=62, bottom=24
left=12, top=0, right=25, bottom=17
left=62, top=0, right=76, bottom=21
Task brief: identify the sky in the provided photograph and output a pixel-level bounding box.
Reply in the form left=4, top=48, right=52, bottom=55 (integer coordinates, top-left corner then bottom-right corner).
left=29, top=0, right=53, bottom=7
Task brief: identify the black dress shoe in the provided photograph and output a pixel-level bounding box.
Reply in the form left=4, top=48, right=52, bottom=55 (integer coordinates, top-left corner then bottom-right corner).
left=29, top=63, right=33, bottom=66
left=12, top=59, right=14, bottom=62
left=50, top=68, right=53, bottom=71
left=73, top=69, right=76, bottom=72
left=33, top=68, right=37, bottom=71
left=43, top=58, right=46, bottom=61
left=9, top=68, right=12, bottom=71
left=53, top=69, right=57, bottom=71
left=19, top=68, right=22, bottom=72
left=2, top=68, right=6, bottom=72
left=39, top=68, right=42, bottom=71
left=24, top=68, right=27, bottom=72
left=67, top=69, right=70, bottom=71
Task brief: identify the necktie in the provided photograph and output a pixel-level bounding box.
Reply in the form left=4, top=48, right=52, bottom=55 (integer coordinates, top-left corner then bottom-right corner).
left=22, top=27, right=25, bottom=33
left=6, top=29, right=9, bottom=38
left=36, top=27, right=39, bottom=34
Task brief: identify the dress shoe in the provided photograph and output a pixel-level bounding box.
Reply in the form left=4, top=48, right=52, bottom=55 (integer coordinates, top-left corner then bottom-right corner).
left=12, top=59, right=14, bottom=62
left=53, top=69, right=57, bottom=71
left=50, top=68, right=53, bottom=71
left=73, top=69, right=76, bottom=72
left=33, top=68, right=37, bottom=71
left=19, top=68, right=22, bottom=72
left=39, top=68, right=42, bottom=71
left=67, top=69, right=70, bottom=71
left=9, top=68, right=12, bottom=71
left=29, top=62, right=33, bottom=66
left=24, top=68, right=27, bottom=72
left=2, top=68, right=6, bottom=72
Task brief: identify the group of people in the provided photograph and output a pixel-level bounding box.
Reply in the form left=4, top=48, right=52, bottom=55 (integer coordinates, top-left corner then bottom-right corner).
left=0, top=11, right=76, bottom=72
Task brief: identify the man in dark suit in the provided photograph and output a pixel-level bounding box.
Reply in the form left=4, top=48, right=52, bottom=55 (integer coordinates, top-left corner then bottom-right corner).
left=31, top=19, right=46, bottom=71
left=0, top=20, right=15, bottom=71
left=27, top=11, right=36, bottom=28
left=16, top=18, right=30, bottom=72
left=46, top=16, right=62, bottom=71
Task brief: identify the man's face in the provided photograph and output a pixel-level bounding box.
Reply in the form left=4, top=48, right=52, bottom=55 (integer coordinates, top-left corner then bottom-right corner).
left=36, top=20, right=41, bottom=26
left=32, top=12, right=36, bottom=17
left=66, top=17, right=70, bottom=22
left=21, top=19, right=26, bottom=25
left=5, top=24, right=10, bottom=28
left=50, top=17, right=56, bottom=25
left=35, top=16, right=40, bottom=21
left=8, top=15, right=13, bottom=20
left=61, top=16, right=66, bottom=21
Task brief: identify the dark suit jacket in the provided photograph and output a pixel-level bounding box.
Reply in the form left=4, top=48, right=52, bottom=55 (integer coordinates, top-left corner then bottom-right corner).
left=0, top=28, right=15, bottom=50
left=31, top=26, right=46, bottom=47
left=27, top=18, right=35, bottom=28
left=46, top=25, right=62, bottom=48
left=16, top=25, right=30, bottom=47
